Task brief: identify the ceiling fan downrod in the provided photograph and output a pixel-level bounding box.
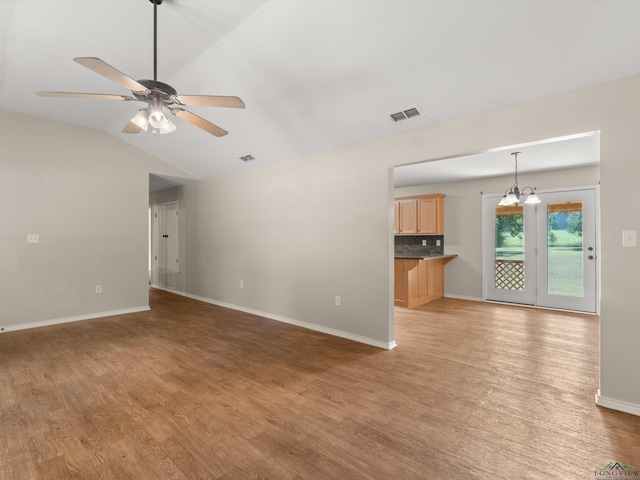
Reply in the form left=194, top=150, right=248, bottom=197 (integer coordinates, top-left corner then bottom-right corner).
left=150, top=0, right=163, bottom=82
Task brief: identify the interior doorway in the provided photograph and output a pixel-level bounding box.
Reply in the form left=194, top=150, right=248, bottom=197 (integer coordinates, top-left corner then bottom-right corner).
left=482, top=186, right=598, bottom=313
left=152, top=201, right=180, bottom=289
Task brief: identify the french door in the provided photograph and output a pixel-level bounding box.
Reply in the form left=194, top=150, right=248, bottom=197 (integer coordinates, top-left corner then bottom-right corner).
left=482, top=187, right=598, bottom=313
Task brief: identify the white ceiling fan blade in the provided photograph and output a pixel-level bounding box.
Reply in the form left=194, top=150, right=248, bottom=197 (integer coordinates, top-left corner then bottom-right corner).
left=36, top=91, right=136, bottom=101
left=170, top=108, right=228, bottom=137
left=172, top=95, right=245, bottom=109
left=74, top=57, right=150, bottom=95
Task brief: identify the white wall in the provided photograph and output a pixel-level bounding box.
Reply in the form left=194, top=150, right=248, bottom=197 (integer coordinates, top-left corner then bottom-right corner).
left=151, top=75, right=640, bottom=414
left=394, top=165, right=600, bottom=300
left=0, top=110, right=192, bottom=330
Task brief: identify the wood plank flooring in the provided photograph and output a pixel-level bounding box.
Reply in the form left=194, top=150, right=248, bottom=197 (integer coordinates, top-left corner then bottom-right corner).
left=1, top=289, right=639, bottom=479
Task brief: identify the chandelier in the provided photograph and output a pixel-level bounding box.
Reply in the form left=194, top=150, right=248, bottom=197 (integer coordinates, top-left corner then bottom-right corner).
left=498, top=152, right=541, bottom=206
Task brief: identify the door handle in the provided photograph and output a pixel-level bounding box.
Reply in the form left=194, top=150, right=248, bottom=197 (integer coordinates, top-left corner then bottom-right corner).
left=588, top=255, right=594, bottom=260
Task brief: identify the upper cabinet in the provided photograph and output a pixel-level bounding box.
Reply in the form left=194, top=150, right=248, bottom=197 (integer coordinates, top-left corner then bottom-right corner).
left=394, top=194, right=445, bottom=235
left=395, top=199, right=418, bottom=234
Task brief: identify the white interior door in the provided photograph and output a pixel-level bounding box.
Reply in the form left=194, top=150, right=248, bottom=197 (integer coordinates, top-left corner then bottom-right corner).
left=156, top=204, right=168, bottom=269
left=165, top=203, right=179, bottom=273
left=155, top=202, right=179, bottom=273
left=483, top=187, right=598, bottom=313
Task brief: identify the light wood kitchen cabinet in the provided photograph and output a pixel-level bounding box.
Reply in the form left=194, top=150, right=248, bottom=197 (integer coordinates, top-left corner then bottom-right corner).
left=394, top=257, right=451, bottom=308
left=396, top=199, right=418, bottom=234
left=394, top=194, right=444, bottom=235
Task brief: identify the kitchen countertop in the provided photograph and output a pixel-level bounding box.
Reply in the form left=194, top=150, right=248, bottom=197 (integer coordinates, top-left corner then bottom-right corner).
left=395, top=254, right=458, bottom=260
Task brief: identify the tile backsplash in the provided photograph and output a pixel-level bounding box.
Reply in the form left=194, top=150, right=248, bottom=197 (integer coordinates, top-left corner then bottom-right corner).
left=395, top=235, right=444, bottom=257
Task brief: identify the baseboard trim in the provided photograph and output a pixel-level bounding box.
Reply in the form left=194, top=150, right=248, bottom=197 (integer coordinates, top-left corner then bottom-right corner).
left=0, top=306, right=151, bottom=334
left=595, top=390, right=640, bottom=417
left=152, top=286, right=397, bottom=350
left=444, top=294, right=484, bottom=302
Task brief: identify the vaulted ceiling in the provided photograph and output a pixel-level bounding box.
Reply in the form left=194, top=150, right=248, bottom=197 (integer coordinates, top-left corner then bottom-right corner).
left=1, top=1, right=638, bottom=186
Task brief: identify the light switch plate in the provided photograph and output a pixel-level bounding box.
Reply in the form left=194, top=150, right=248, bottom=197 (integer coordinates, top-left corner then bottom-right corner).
left=27, top=234, right=39, bottom=244
left=622, top=230, right=637, bottom=247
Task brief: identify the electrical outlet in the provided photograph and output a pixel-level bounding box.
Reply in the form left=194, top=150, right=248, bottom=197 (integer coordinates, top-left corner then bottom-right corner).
left=422, top=240, right=427, bottom=246
left=27, top=234, right=39, bottom=244
left=436, top=239, right=441, bottom=247
left=239, top=280, right=244, bottom=288
left=335, top=296, right=341, bottom=306
left=95, top=285, right=102, bottom=294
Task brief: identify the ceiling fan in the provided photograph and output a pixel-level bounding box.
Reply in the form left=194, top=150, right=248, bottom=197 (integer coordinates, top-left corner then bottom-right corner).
left=37, top=0, right=244, bottom=137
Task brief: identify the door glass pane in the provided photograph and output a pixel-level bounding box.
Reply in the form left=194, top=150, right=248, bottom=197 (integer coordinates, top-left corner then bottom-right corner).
left=547, top=201, right=583, bottom=296
left=495, top=205, right=524, bottom=290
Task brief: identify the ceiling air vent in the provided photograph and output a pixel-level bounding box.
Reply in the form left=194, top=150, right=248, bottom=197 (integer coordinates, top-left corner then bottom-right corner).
left=388, top=105, right=423, bottom=123
left=239, top=154, right=255, bottom=162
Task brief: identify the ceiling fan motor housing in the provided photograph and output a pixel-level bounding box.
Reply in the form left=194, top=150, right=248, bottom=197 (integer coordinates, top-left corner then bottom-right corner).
left=134, top=79, right=177, bottom=103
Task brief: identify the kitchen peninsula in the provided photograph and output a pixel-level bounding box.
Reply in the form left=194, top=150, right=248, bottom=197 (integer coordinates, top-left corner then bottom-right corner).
left=394, top=194, right=456, bottom=308
left=394, top=255, right=457, bottom=308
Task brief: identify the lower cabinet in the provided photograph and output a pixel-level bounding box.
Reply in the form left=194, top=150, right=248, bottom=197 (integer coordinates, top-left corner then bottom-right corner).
left=394, top=258, right=446, bottom=308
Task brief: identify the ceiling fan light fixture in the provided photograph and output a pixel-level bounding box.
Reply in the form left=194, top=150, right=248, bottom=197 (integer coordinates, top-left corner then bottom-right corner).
left=159, top=119, right=176, bottom=134
left=131, top=109, right=150, bottom=131
left=150, top=110, right=164, bottom=123
left=149, top=109, right=166, bottom=128
left=37, top=0, right=243, bottom=138
left=150, top=112, right=176, bottom=134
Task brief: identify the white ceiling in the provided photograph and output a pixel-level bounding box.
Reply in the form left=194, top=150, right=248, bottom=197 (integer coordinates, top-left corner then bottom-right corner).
left=394, top=132, right=600, bottom=188
left=1, top=1, right=638, bottom=187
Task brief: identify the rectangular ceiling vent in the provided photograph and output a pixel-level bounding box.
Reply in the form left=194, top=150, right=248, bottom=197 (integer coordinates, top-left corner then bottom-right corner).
left=388, top=105, right=423, bottom=123
left=239, top=154, right=256, bottom=162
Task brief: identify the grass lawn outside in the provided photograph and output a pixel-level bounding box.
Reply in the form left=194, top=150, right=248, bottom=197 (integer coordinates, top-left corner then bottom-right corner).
left=547, top=247, right=583, bottom=296
left=495, top=229, right=583, bottom=296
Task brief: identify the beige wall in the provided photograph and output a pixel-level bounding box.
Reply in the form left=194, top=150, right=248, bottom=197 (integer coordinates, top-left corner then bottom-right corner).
left=152, top=75, right=640, bottom=412
left=150, top=147, right=395, bottom=347
left=0, top=110, right=192, bottom=329
left=3, top=74, right=638, bottom=412
left=395, top=165, right=601, bottom=300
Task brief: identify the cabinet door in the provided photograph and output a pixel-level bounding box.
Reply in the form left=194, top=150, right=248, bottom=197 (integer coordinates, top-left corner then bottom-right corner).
left=417, top=198, right=437, bottom=234
left=394, top=259, right=408, bottom=306
left=398, top=199, right=417, bottom=234
left=425, top=258, right=445, bottom=297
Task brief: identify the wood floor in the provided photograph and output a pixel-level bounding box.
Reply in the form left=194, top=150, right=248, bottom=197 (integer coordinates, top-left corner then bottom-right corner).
left=1, top=289, right=639, bottom=479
